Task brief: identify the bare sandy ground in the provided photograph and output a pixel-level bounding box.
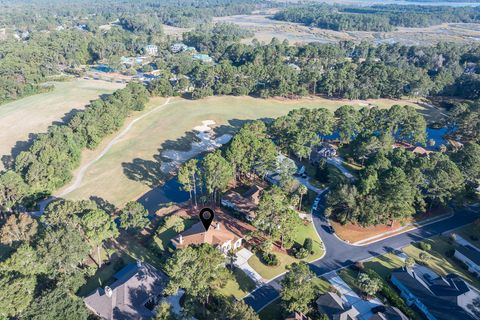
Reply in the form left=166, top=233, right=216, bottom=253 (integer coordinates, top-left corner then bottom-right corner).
left=214, top=14, right=480, bottom=45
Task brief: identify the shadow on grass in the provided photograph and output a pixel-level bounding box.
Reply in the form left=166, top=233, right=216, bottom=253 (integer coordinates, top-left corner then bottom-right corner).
left=121, top=118, right=256, bottom=188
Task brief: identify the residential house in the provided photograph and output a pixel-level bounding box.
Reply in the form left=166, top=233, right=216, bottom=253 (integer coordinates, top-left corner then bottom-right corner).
left=221, top=185, right=263, bottom=221
left=171, top=220, right=243, bottom=254
left=452, top=233, right=480, bottom=277
left=391, top=265, right=479, bottom=320
left=170, top=43, right=188, bottom=53
left=392, top=142, right=432, bottom=157
left=311, top=143, right=337, bottom=164
left=368, top=306, right=409, bottom=320
left=144, top=44, right=158, bottom=56
left=264, top=154, right=297, bottom=186
left=316, top=292, right=360, bottom=320
left=192, top=53, right=213, bottom=63
left=84, top=261, right=168, bottom=320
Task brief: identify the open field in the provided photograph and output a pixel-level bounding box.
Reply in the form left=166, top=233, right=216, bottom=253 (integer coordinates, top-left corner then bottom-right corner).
left=214, top=14, right=480, bottom=45
left=59, top=94, right=438, bottom=208
left=0, top=79, right=124, bottom=170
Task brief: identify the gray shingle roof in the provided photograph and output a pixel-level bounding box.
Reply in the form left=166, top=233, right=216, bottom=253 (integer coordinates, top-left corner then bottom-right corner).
left=391, top=267, right=476, bottom=320
left=84, top=262, right=168, bottom=320
left=456, top=244, right=480, bottom=267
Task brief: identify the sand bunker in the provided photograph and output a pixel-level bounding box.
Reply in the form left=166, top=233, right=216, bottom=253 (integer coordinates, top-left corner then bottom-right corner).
left=160, top=120, right=232, bottom=174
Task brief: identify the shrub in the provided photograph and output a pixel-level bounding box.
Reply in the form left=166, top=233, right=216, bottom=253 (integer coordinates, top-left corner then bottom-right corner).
left=419, top=242, right=432, bottom=251
left=419, top=252, right=430, bottom=263
left=303, top=237, right=313, bottom=253
left=295, top=248, right=309, bottom=259
left=364, top=269, right=416, bottom=319
left=354, top=261, right=365, bottom=271
left=262, top=252, right=279, bottom=266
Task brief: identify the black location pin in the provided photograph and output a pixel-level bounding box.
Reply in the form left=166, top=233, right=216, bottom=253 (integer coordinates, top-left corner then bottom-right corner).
left=199, top=207, right=215, bottom=231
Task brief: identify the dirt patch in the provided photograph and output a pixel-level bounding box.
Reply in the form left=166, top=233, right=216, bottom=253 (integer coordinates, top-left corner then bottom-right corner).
left=331, top=207, right=451, bottom=244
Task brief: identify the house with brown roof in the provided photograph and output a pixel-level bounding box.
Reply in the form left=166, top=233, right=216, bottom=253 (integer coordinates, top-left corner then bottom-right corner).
left=392, top=142, right=432, bottom=157
left=221, top=185, right=263, bottom=221
left=84, top=261, right=168, bottom=320
left=171, top=221, right=243, bottom=254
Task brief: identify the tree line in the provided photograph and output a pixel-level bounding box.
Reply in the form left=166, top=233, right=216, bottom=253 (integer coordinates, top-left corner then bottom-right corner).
left=274, top=4, right=480, bottom=32
left=147, top=34, right=480, bottom=101
left=0, top=82, right=149, bottom=214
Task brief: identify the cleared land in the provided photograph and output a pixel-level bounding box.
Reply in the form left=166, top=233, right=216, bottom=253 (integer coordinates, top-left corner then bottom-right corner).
left=0, top=79, right=124, bottom=170
left=214, top=14, right=480, bottom=45
left=59, top=95, right=436, bottom=208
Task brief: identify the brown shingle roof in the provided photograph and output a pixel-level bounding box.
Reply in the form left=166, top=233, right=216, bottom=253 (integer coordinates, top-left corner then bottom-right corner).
left=171, top=221, right=240, bottom=249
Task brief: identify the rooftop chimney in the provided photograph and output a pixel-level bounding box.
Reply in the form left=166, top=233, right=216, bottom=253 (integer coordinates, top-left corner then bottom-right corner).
left=179, top=234, right=183, bottom=244
left=216, top=223, right=220, bottom=230
left=105, top=286, right=113, bottom=298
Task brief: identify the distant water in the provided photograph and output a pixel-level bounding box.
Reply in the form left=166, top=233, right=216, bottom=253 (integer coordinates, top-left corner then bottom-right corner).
left=326, top=0, right=480, bottom=6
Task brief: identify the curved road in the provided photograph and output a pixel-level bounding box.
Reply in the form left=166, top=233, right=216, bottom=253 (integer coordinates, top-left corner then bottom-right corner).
left=244, top=193, right=480, bottom=312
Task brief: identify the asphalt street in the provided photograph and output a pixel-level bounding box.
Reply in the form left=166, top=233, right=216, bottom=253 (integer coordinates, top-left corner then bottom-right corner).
left=244, top=194, right=479, bottom=312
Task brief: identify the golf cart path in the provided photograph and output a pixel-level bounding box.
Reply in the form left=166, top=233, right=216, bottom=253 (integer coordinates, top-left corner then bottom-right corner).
left=34, top=98, right=172, bottom=214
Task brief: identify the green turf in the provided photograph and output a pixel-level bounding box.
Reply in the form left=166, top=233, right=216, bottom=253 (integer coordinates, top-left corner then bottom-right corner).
left=62, top=95, right=430, bottom=207
left=248, top=221, right=324, bottom=280
left=0, top=79, right=124, bottom=170
left=152, top=218, right=196, bottom=251
left=403, top=234, right=480, bottom=290
left=218, top=267, right=257, bottom=299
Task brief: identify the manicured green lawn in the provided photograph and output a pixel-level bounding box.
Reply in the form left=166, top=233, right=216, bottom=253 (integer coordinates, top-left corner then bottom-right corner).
left=152, top=218, right=196, bottom=251
left=78, top=252, right=135, bottom=297
left=456, top=224, right=480, bottom=247
left=248, top=221, right=324, bottom=280
left=218, top=267, right=256, bottom=299
left=0, top=79, right=124, bottom=171
left=63, top=95, right=427, bottom=207
left=363, top=253, right=405, bottom=280
left=402, top=234, right=480, bottom=290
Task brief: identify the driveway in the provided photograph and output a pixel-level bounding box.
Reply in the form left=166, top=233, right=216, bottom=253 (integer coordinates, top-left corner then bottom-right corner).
left=324, top=271, right=383, bottom=320
left=326, top=157, right=355, bottom=180
left=235, top=248, right=264, bottom=286
left=244, top=197, right=480, bottom=312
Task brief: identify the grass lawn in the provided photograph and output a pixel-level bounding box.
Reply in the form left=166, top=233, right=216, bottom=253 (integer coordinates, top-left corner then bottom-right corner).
left=248, top=221, right=324, bottom=280
left=152, top=217, right=196, bottom=252
left=456, top=223, right=480, bottom=247
left=117, top=234, right=163, bottom=268
left=77, top=252, right=135, bottom=297
left=218, top=267, right=256, bottom=299
left=363, top=253, right=405, bottom=280
left=60, top=95, right=430, bottom=207
left=0, top=79, right=124, bottom=170
left=402, top=234, right=480, bottom=290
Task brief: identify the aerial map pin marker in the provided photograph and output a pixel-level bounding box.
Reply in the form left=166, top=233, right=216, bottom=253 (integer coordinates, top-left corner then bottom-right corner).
left=199, top=207, right=215, bottom=231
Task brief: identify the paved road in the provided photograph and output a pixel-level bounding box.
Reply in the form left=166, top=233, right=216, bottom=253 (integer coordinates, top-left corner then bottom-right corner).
left=244, top=193, right=480, bottom=312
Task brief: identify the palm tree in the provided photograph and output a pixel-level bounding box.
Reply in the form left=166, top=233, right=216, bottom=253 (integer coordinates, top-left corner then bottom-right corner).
left=298, top=185, right=308, bottom=211
left=227, top=250, right=237, bottom=270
